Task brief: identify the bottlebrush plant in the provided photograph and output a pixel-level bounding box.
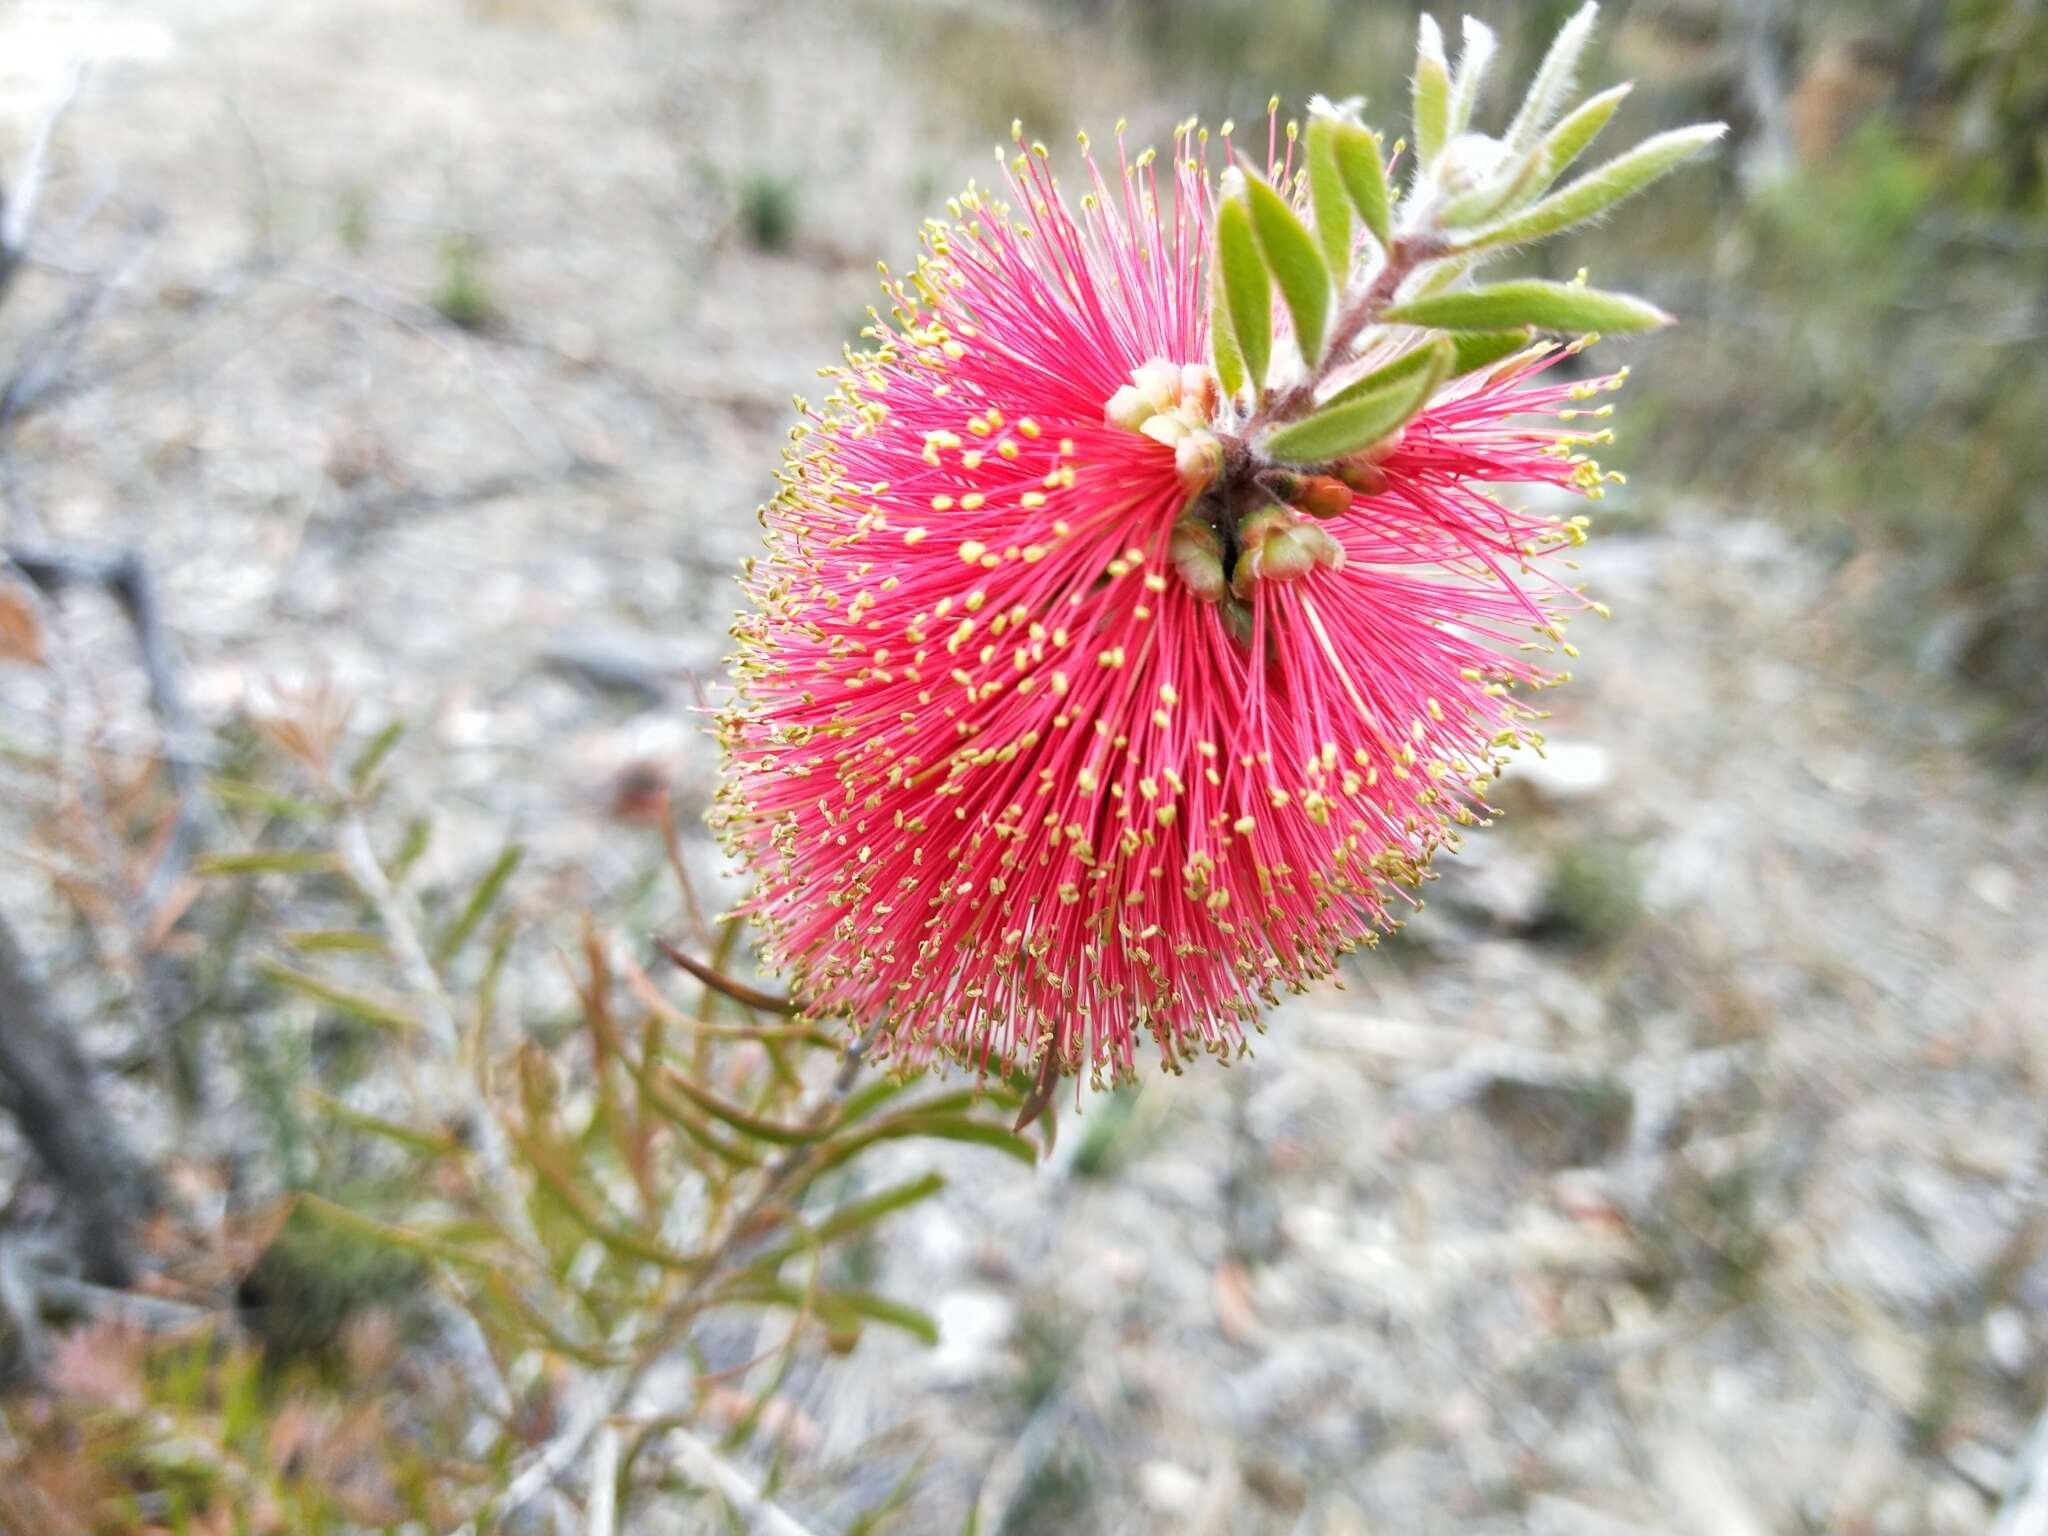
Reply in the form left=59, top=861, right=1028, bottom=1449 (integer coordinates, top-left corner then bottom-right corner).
left=719, top=4, right=1722, bottom=1097
left=0, top=8, right=1724, bottom=1532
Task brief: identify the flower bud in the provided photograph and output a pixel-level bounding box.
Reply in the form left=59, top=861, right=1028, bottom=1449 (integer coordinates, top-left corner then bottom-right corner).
left=1232, top=505, right=1344, bottom=598
left=1131, top=359, right=1182, bottom=416
left=1292, top=475, right=1354, bottom=519
left=1105, top=383, right=1152, bottom=432
left=1169, top=517, right=1227, bottom=601
left=1220, top=594, right=1257, bottom=647
left=1334, top=459, right=1390, bottom=496
left=1140, top=412, right=1192, bottom=449
left=1179, top=363, right=1220, bottom=421
left=1174, top=429, right=1223, bottom=493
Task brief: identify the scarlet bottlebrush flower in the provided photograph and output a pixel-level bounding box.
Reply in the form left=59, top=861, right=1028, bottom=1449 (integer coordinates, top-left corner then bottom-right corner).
left=717, top=11, right=1719, bottom=1088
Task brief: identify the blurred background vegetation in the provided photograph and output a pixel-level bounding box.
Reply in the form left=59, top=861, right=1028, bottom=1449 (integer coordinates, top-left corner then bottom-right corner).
left=2, top=0, right=2046, bottom=1531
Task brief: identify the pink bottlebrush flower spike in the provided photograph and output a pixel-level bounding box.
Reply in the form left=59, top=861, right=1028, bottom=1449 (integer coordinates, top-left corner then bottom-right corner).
left=718, top=7, right=1723, bottom=1088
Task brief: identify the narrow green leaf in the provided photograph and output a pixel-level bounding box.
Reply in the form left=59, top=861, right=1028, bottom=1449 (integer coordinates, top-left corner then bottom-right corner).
left=284, top=928, right=388, bottom=955
left=434, top=844, right=523, bottom=966
left=1457, top=124, right=1727, bottom=252
left=1412, top=14, right=1451, bottom=170
left=1446, top=16, right=1498, bottom=141
left=1451, top=327, right=1539, bottom=376
left=348, top=720, right=405, bottom=794
left=657, top=1064, right=825, bottom=1147
left=1215, top=198, right=1270, bottom=392
left=1380, top=279, right=1670, bottom=335
left=810, top=1172, right=947, bottom=1246
left=390, top=815, right=432, bottom=884
left=1305, top=117, right=1351, bottom=276
left=256, top=959, right=417, bottom=1031
left=823, top=1290, right=940, bottom=1346
left=743, top=1173, right=947, bottom=1274
left=1530, top=83, right=1631, bottom=196
left=1207, top=253, right=1246, bottom=401
left=1242, top=170, right=1332, bottom=365
left=1324, top=329, right=1531, bottom=410
left=306, top=1089, right=461, bottom=1157
left=208, top=778, right=328, bottom=821
left=1323, top=339, right=1445, bottom=408
left=715, top=1280, right=941, bottom=1346
left=1332, top=123, right=1392, bottom=254
left=299, top=1194, right=487, bottom=1271
left=1412, top=255, right=1473, bottom=299
left=1263, top=336, right=1452, bottom=464
left=1505, top=1, right=1600, bottom=150
left=195, top=849, right=337, bottom=878
left=807, top=1109, right=1039, bottom=1180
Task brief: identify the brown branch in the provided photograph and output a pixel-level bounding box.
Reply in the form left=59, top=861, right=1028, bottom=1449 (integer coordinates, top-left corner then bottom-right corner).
left=0, top=910, right=156, bottom=1285
left=7, top=546, right=207, bottom=915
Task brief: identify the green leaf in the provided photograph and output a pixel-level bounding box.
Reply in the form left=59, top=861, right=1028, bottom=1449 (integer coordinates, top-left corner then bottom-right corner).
left=657, top=1064, right=825, bottom=1146
left=283, top=928, right=389, bottom=955
left=808, top=1108, right=1039, bottom=1181
left=1504, top=1, right=1600, bottom=150
left=1323, top=339, right=1445, bottom=408
left=195, top=849, right=337, bottom=878
left=809, top=1172, right=947, bottom=1245
left=256, top=959, right=417, bottom=1031
left=1207, top=253, right=1246, bottom=400
left=1412, top=15, right=1451, bottom=170
left=716, top=1279, right=940, bottom=1346
left=1215, top=197, right=1271, bottom=393
left=1380, top=279, right=1670, bottom=335
left=306, top=1089, right=461, bottom=1158
left=1323, top=328, right=1529, bottom=410
left=1450, top=327, right=1539, bottom=376
left=434, top=844, right=523, bottom=966
left=1332, top=122, right=1392, bottom=254
left=1530, top=83, right=1631, bottom=195
left=390, top=815, right=433, bottom=884
left=1263, top=336, right=1452, bottom=464
left=743, top=1172, right=947, bottom=1274
left=348, top=720, right=405, bottom=795
left=822, top=1289, right=940, bottom=1346
left=1305, top=117, right=1351, bottom=276
left=1457, top=124, right=1727, bottom=252
left=1445, top=17, right=1498, bottom=141
left=208, top=778, right=328, bottom=821
left=299, top=1194, right=489, bottom=1271
left=1241, top=169, right=1330, bottom=365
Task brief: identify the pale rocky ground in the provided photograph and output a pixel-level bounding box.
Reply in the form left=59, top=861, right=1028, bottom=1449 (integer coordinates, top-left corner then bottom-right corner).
left=2, top=2, right=2045, bottom=1532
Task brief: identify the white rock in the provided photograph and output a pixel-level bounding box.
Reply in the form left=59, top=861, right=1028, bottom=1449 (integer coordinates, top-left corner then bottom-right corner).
left=1137, top=1459, right=1203, bottom=1515
left=1504, top=740, right=1611, bottom=803
left=1987, top=1306, right=2030, bottom=1378
left=925, top=1289, right=1012, bottom=1385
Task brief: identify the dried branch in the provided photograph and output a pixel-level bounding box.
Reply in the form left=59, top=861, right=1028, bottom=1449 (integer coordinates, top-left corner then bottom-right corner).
left=7, top=547, right=207, bottom=914
left=0, top=911, right=156, bottom=1286
left=0, top=65, right=86, bottom=305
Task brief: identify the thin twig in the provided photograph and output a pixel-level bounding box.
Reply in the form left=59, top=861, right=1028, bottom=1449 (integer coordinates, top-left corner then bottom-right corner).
left=663, top=1425, right=823, bottom=1536
left=0, top=64, right=87, bottom=301
left=7, top=547, right=209, bottom=913
left=587, top=1424, right=622, bottom=1536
